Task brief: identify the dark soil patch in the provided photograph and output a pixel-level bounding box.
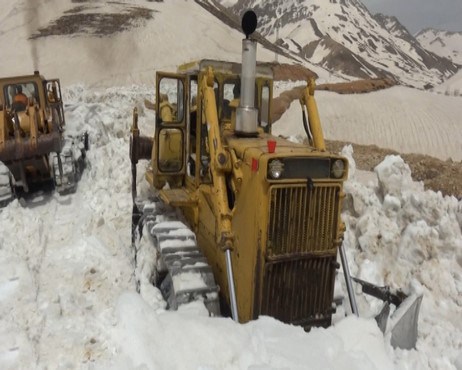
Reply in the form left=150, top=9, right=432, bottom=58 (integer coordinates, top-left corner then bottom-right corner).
left=30, top=4, right=155, bottom=39
left=269, top=63, right=317, bottom=81
left=326, top=140, right=462, bottom=199
left=317, top=78, right=395, bottom=94
left=271, top=86, right=305, bottom=123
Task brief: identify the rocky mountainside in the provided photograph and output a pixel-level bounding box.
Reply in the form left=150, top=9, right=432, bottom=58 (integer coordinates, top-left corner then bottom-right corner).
left=416, top=28, right=462, bottom=65
left=216, top=0, right=458, bottom=88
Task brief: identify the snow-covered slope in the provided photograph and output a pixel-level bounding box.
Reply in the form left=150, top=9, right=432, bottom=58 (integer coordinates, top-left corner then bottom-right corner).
left=417, top=28, right=462, bottom=65
left=274, top=86, right=462, bottom=161
left=434, top=69, right=462, bottom=97
left=0, top=0, right=296, bottom=87
left=1, top=84, right=461, bottom=370
left=226, top=0, right=458, bottom=87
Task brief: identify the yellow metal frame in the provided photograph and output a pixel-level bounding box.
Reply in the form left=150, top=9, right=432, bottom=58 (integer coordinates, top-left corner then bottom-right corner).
left=137, top=60, right=348, bottom=325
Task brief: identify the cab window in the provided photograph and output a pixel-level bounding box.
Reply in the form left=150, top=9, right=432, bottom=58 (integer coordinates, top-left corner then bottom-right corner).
left=222, top=80, right=240, bottom=120
left=46, top=81, right=62, bottom=103
left=261, top=85, right=270, bottom=130
left=157, top=76, right=185, bottom=173
left=158, top=77, right=184, bottom=123
left=158, top=128, right=184, bottom=172
left=4, top=82, right=39, bottom=109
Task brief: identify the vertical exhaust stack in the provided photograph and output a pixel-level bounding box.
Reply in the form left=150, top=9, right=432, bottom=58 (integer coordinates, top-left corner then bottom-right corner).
left=236, top=11, right=259, bottom=137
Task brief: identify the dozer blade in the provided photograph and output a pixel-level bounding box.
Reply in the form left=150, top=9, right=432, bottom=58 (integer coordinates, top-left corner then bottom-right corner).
left=352, top=277, right=423, bottom=349
left=388, top=293, right=423, bottom=350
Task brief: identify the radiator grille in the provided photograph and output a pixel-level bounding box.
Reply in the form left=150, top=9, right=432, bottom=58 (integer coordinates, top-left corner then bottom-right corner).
left=260, top=256, right=336, bottom=326
left=267, top=184, right=339, bottom=256
left=261, top=184, right=341, bottom=327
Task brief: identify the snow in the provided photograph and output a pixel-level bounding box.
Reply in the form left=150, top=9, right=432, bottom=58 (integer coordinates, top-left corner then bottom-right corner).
left=241, top=0, right=454, bottom=87
left=273, top=86, right=462, bottom=161
left=417, top=29, right=462, bottom=65
left=434, top=69, right=462, bottom=97
left=159, top=238, right=197, bottom=251
left=416, top=30, right=462, bottom=97
left=105, top=295, right=391, bottom=370
left=1, top=1, right=462, bottom=369
left=0, top=0, right=293, bottom=87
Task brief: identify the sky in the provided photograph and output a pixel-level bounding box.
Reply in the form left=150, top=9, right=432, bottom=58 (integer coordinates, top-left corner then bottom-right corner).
left=221, top=0, right=462, bottom=35
left=361, top=0, right=462, bottom=34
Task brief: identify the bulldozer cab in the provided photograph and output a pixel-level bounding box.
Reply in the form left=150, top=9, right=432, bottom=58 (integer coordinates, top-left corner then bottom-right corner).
left=152, top=61, right=273, bottom=188
left=153, top=72, right=188, bottom=185
left=0, top=72, right=70, bottom=196
left=0, top=73, right=65, bottom=131
left=179, top=60, right=273, bottom=131
left=1, top=74, right=61, bottom=108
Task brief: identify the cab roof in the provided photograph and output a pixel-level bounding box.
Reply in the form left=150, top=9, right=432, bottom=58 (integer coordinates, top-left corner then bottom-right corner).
left=0, top=71, right=46, bottom=84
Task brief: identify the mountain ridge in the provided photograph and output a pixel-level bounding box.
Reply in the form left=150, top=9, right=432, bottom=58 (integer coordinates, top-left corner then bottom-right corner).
left=214, top=0, right=458, bottom=88
left=416, top=28, right=462, bottom=65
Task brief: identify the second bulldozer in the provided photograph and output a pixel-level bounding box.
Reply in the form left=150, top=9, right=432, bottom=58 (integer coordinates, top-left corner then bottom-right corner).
left=0, top=71, right=87, bottom=204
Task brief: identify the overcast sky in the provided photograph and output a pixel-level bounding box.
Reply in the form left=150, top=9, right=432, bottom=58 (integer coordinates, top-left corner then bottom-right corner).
left=361, top=0, right=462, bottom=34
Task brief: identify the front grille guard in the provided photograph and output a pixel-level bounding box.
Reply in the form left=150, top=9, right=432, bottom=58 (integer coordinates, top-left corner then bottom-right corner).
left=260, top=183, right=342, bottom=328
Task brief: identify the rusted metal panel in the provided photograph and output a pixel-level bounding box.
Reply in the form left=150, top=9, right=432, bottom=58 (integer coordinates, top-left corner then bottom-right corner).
left=260, top=255, right=337, bottom=328
left=260, top=183, right=341, bottom=328
left=0, top=132, right=62, bottom=162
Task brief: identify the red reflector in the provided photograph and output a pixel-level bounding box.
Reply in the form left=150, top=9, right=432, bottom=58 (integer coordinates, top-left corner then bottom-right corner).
left=267, top=139, right=276, bottom=153
left=252, top=158, right=259, bottom=172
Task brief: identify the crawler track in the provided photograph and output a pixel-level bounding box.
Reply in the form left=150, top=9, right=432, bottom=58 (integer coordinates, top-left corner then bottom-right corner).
left=51, top=135, right=87, bottom=195
left=0, top=134, right=88, bottom=207
left=0, top=162, right=13, bottom=206
left=133, top=197, right=220, bottom=316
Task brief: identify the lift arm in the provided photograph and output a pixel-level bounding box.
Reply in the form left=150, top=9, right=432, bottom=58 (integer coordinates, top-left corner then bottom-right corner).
left=199, top=67, right=233, bottom=250
left=300, top=78, right=326, bottom=151
left=200, top=67, right=239, bottom=321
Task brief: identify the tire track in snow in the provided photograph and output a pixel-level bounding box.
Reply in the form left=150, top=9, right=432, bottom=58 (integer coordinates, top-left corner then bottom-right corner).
left=0, top=85, right=145, bottom=368
left=30, top=86, right=142, bottom=367
left=0, top=195, right=58, bottom=367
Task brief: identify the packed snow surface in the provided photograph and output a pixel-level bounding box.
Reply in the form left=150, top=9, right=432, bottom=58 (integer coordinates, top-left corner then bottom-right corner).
left=0, top=84, right=461, bottom=370
left=273, top=85, right=462, bottom=161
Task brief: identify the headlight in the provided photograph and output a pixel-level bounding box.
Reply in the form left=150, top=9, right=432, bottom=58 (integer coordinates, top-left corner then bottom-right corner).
left=268, top=159, right=284, bottom=179
left=331, top=159, right=345, bottom=178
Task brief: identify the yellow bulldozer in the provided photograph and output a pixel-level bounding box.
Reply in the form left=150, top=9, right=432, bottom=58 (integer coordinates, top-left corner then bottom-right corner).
left=130, top=11, right=422, bottom=350
left=0, top=71, right=88, bottom=204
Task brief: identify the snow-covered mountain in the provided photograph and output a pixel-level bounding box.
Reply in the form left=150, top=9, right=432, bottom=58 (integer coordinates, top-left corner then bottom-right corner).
left=434, top=69, right=462, bottom=97
left=416, top=28, right=462, bottom=65
left=4, top=0, right=457, bottom=89
left=222, top=0, right=458, bottom=88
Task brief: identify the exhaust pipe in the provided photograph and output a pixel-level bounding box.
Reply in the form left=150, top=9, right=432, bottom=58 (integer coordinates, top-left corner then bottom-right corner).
left=236, top=11, right=258, bottom=137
